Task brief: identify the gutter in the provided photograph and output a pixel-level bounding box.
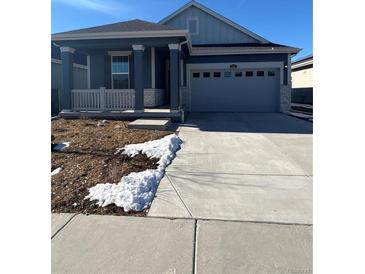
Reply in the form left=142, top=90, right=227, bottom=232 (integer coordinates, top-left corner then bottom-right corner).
left=190, top=48, right=301, bottom=56
left=52, top=30, right=189, bottom=41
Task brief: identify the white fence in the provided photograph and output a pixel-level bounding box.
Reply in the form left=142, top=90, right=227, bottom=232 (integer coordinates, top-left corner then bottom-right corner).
left=71, top=88, right=135, bottom=111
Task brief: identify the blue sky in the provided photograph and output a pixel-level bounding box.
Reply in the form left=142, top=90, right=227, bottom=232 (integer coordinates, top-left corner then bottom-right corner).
left=51, top=0, right=312, bottom=60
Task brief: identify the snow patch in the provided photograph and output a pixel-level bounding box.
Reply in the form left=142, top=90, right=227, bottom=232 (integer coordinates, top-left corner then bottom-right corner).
left=52, top=142, right=70, bottom=151
left=51, top=167, right=62, bottom=176
left=85, top=134, right=182, bottom=212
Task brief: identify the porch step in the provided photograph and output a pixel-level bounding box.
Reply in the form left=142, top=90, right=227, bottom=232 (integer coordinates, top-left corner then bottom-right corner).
left=128, top=118, right=171, bottom=130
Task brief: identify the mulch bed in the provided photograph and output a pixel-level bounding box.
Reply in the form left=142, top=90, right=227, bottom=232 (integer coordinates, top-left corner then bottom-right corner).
left=51, top=118, right=172, bottom=216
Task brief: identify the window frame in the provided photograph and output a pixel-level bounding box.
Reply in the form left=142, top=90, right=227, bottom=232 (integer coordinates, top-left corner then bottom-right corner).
left=110, top=54, right=130, bottom=89
left=187, top=17, right=199, bottom=36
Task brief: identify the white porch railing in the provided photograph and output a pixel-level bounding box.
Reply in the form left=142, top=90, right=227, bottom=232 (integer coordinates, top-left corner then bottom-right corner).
left=71, top=88, right=135, bottom=111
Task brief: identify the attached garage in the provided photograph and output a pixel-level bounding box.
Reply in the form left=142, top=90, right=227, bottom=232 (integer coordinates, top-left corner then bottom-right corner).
left=189, top=67, right=281, bottom=112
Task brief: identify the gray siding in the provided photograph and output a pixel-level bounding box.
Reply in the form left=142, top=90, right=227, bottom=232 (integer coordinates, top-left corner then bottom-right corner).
left=51, top=62, right=87, bottom=90
left=163, top=6, right=259, bottom=45
left=89, top=48, right=153, bottom=89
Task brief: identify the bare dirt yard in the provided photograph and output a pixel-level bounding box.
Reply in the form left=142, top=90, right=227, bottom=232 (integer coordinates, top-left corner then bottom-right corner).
left=51, top=118, right=172, bottom=216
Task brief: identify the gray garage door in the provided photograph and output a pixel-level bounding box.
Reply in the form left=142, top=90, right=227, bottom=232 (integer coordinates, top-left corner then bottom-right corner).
left=190, top=68, right=280, bottom=112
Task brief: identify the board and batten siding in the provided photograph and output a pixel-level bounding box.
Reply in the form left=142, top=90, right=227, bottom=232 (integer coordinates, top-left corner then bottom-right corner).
left=163, top=6, right=259, bottom=45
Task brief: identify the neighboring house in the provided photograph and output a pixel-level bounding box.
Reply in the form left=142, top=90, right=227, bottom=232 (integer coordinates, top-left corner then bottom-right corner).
left=51, top=0, right=300, bottom=120
left=291, top=54, right=313, bottom=105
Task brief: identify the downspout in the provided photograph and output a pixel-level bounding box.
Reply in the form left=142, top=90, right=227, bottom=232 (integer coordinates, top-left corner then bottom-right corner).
left=178, top=40, right=188, bottom=123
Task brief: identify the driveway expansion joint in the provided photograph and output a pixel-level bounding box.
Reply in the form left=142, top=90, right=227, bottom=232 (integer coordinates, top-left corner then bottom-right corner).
left=192, top=219, right=198, bottom=274
left=51, top=213, right=78, bottom=239
left=166, top=173, right=194, bottom=218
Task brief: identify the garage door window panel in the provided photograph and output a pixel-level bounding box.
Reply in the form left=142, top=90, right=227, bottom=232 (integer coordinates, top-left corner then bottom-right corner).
left=213, top=72, right=221, bottom=78
left=203, top=72, right=210, bottom=78
left=193, top=72, right=200, bottom=78
left=257, top=71, right=265, bottom=77
left=224, top=71, right=232, bottom=78
left=235, top=71, right=243, bottom=77
left=246, top=71, right=253, bottom=77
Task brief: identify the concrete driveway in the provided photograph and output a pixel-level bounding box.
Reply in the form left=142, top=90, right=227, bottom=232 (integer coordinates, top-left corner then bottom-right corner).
left=149, top=113, right=312, bottom=225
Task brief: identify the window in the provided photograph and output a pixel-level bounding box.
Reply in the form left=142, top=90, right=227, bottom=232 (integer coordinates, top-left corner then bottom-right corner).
left=203, top=72, right=210, bottom=78
left=257, top=71, right=264, bottom=77
left=268, top=71, right=276, bottom=77
left=187, top=18, right=199, bottom=35
left=193, top=72, right=200, bottom=78
left=111, top=56, right=129, bottom=89
left=213, top=72, right=221, bottom=78
left=235, top=71, right=243, bottom=77
left=224, top=71, right=232, bottom=77
left=245, top=71, right=253, bottom=77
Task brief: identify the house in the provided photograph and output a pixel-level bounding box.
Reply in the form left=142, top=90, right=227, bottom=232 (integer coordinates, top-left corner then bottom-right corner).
left=291, top=54, right=313, bottom=105
left=51, top=0, right=300, bottom=120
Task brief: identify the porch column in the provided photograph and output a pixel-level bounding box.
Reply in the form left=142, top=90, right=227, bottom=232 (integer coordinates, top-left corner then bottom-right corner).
left=60, top=46, right=75, bottom=110
left=132, top=45, right=145, bottom=111
left=169, top=44, right=179, bottom=111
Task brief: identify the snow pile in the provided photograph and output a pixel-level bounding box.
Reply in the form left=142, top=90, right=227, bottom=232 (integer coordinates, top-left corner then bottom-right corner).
left=85, top=134, right=182, bottom=212
left=51, top=167, right=62, bottom=176
left=52, top=142, right=70, bottom=151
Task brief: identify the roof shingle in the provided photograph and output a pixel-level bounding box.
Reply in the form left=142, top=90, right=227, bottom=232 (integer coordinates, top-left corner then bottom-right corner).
left=54, top=19, right=180, bottom=35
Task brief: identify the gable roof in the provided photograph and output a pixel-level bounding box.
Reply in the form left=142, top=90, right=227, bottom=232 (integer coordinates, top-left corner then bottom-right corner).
left=159, top=1, right=270, bottom=44
left=54, top=19, right=179, bottom=35
left=52, top=19, right=188, bottom=41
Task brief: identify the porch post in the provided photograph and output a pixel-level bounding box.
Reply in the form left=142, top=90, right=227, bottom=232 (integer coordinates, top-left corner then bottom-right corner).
left=132, top=45, right=145, bottom=111
left=60, top=46, right=75, bottom=110
left=169, top=44, right=179, bottom=111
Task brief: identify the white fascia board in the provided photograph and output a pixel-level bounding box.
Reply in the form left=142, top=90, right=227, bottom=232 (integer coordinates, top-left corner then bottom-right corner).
left=52, top=30, right=189, bottom=41
left=159, top=1, right=270, bottom=44
left=292, top=59, right=313, bottom=69
left=190, top=48, right=301, bottom=56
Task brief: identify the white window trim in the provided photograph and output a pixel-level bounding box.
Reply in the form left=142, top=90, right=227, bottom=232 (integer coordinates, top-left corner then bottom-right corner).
left=111, top=55, right=130, bottom=89
left=187, top=17, right=199, bottom=35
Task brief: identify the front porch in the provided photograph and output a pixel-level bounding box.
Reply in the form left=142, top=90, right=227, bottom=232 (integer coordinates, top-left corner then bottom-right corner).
left=53, top=30, right=190, bottom=121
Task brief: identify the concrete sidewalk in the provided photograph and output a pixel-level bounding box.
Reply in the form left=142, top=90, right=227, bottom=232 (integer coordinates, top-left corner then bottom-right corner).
left=52, top=213, right=312, bottom=274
